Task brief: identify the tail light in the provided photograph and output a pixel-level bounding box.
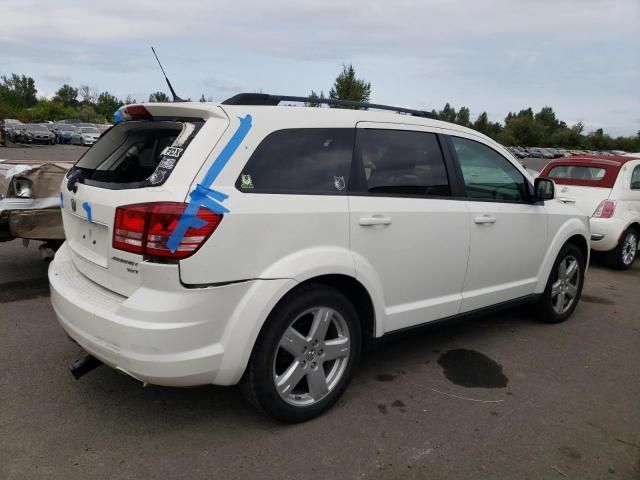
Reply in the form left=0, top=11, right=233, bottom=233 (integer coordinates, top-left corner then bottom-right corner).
left=592, top=199, right=616, bottom=218
left=113, top=202, right=222, bottom=259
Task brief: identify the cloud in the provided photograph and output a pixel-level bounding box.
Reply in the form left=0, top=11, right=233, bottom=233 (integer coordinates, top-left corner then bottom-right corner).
left=0, top=0, right=638, bottom=135
left=43, top=72, right=71, bottom=84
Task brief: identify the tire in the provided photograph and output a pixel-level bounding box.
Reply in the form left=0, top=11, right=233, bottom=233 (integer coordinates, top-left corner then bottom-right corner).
left=606, top=228, right=638, bottom=270
left=535, top=243, right=585, bottom=323
left=241, top=284, right=361, bottom=423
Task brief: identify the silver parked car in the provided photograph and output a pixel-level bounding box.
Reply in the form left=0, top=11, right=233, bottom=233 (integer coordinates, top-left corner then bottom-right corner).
left=70, top=126, right=100, bottom=146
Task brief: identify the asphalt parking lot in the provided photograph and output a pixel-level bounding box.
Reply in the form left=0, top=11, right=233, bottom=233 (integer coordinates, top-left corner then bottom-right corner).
left=1, top=240, right=639, bottom=480
left=1, top=144, right=639, bottom=479
left=0, top=143, right=87, bottom=163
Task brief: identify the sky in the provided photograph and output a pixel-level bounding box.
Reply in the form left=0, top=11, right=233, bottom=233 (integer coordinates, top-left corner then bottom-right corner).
left=1, top=0, right=639, bottom=136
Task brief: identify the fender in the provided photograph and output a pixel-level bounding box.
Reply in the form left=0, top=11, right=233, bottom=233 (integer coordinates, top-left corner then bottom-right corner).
left=213, top=246, right=383, bottom=385
left=534, top=215, right=590, bottom=293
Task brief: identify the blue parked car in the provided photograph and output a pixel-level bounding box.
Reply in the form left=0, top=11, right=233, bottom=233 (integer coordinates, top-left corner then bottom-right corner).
left=53, top=124, right=77, bottom=144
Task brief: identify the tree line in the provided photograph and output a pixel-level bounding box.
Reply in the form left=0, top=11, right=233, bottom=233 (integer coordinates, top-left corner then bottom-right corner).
left=0, top=73, right=189, bottom=124
left=1, top=70, right=638, bottom=151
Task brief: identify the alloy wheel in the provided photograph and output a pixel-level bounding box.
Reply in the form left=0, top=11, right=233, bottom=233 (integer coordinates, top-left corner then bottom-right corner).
left=621, top=232, right=638, bottom=266
left=551, top=255, right=580, bottom=315
left=273, top=306, right=351, bottom=407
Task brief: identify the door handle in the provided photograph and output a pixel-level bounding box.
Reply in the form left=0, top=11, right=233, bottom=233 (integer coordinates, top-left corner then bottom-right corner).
left=359, top=215, right=392, bottom=226
left=474, top=215, right=496, bottom=225
left=557, top=197, right=576, bottom=204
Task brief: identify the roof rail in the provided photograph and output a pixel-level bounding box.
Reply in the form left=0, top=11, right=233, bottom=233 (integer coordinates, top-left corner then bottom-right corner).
left=222, top=93, right=438, bottom=119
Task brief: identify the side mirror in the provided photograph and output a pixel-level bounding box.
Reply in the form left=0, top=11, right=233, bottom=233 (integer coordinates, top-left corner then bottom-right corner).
left=534, top=177, right=555, bottom=201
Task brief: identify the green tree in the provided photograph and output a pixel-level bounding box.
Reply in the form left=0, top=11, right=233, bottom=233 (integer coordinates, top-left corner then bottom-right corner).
left=534, top=106, right=560, bottom=132
left=77, top=104, right=104, bottom=123
left=0, top=74, right=38, bottom=109
left=306, top=90, right=326, bottom=107
left=455, top=106, right=470, bottom=127
left=473, top=112, right=490, bottom=135
left=328, top=64, right=371, bottom=107
left=438, top=103, right=457, bottom=123
left=78, top=84, right=97, bottom=105
left=502, top=114, right=544, bottom=146
left=96, top=92, right=123, bottom=119
left=148, top=91, right=170, bottom=102
left=27, top=100, right=77, bottom=122
left=124, top=95, right=137, bottom=105
left=53, top=84, right=79, bottom=108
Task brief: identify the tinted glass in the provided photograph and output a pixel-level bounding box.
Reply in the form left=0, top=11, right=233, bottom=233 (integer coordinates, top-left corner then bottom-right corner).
left=452, top=136, right=528, bottom=202
left=236, top=128, right=354, bottom=194
left=631, top=166, right=640, bottom=190
left=353, top=129, right=450, bottom=196
left=549, top=165, right=606, bottom=180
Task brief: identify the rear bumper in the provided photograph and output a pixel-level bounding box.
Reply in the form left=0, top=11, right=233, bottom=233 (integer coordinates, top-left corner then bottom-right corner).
left=49, top=242, right=274, bottom=387
left=589, top=217, right=626, bottom=252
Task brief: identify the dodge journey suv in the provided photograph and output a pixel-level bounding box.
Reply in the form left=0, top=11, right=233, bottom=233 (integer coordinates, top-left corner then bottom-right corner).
left=49, top=94, right=590, bottom=422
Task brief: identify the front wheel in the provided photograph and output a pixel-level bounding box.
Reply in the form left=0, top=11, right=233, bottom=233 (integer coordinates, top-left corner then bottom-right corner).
left=241, top=285, right=361, bottom=423
left=606, top=228, right=638, bottom=270
left=536, top=243, right=585, bottom=323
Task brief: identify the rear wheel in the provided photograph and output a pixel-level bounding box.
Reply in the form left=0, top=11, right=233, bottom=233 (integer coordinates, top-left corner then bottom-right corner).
left=241, top=285, right=361, bottom=423
left=606, top=228, right=638, bottom=270
left=536, top=243, right=585, bottom=323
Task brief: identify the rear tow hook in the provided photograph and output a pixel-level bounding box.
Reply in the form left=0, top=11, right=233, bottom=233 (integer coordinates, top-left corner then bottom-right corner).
left=69, top=355, right=103, bottom=380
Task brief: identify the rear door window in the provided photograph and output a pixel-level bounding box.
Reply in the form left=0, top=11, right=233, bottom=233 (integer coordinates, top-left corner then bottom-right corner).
left=73, top=119, right=203, bottom=188
left=236, top=128, right=354, bottom=194
left=451, top=136, right=529, bottom=202
left=351, top=128, right=450, bottom=197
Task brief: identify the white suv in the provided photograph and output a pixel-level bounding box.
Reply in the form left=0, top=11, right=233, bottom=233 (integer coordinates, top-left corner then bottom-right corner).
left=49, top=94, right=590, bottom=422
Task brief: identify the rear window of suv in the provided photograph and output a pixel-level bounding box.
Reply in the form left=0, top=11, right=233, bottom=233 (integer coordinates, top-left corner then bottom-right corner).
left=236, top=128, right=354, bottom=194
left=72, top=119, right=203, bottom=189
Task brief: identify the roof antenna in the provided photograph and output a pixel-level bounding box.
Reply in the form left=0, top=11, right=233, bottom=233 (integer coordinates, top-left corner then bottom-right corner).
left=151, top=46, right=184, bottom=102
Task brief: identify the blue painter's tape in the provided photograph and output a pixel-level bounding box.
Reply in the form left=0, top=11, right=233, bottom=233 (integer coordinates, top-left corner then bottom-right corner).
left=82, top=201, right=92, bottom=224
left=166, top=114, right=252, bottom=253
left=60, top=192, right=64, bottom=208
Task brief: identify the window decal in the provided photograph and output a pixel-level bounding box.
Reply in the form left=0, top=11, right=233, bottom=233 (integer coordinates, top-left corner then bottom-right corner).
left=166, top=115, right=252, bottom=253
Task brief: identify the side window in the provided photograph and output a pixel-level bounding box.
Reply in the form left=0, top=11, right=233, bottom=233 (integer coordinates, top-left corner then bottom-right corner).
left=631, top=165, right=640, bottom=190
left=451, top=136, right=529, bottom=202
left=236, top=128, right=354, bottom=194
left=352, top=129, right=450, bottom=196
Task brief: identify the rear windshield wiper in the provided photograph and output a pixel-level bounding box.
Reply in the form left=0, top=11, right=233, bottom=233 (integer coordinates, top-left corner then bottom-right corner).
left=67, top=169, right=85, bottom=193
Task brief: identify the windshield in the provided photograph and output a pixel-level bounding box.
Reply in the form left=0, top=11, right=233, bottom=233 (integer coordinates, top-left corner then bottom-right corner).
left=73, top=118, right=203, bottom=189
left=81, top=127, right=99, bottom=134
left=59, top=125, right=76, bottom=131
left=27, top=124, right=48, bottom=132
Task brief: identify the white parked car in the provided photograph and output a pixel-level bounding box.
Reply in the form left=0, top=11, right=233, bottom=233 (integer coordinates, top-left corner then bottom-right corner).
left=49, top=95, right=590, bottom=422
left=540, top=155, right=640, bottom=269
